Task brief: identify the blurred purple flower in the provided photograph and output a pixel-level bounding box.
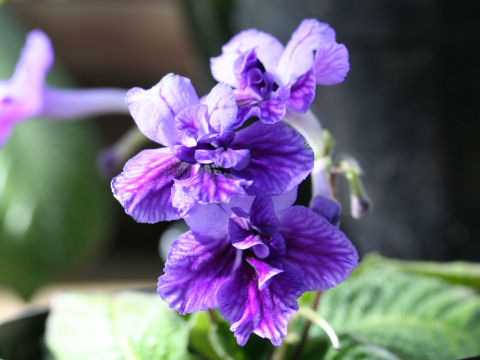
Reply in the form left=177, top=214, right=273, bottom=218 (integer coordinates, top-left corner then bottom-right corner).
left=0, top=29, right=128, bottom=148
left=0, top=30, right=53, bottom=146
left=211, top=19, right=349, bottom=125
left=112, top=73, right=313, bottom=223
left=157, top=195, right=358, bottom=346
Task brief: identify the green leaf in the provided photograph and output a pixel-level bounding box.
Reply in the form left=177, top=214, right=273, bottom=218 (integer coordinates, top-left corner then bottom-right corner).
left=45, top=291, right=193, bottom=360
left=358, top=253, right=480, bottom=291
left=304, top=265, right=480, bottom=360
left=0, top=11, right=110, bottom=299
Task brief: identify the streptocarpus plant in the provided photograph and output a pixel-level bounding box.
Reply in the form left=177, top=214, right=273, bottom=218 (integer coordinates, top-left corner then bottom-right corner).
left=111, top=18, right=365, bottom=347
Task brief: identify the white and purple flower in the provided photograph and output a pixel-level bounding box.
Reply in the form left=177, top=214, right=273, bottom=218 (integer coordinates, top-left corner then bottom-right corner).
left=157, top=194, right=358, bottom=346
left=111, top=73, right=313, bottom=223
left=210, top=19, right=350, bottom=126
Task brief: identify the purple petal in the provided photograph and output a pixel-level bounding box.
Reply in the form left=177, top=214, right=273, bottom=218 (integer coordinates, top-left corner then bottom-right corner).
left=288, top=69, right=316, bottom=113
left=229, top=218, right=269, bottom=258
left=279, top=206, right=358, bottom=291
left=158, top=231, right=236, bottom=314
left=314, top=42, right=350, bottom=85
left=174, top=164, right=252, bottom=206
left=257, top=96, right=287, bottom=124
left=276, top=19, right=336, bottom=85
left=184, top=203, right=231, bottom=238
left=204, top=82, right=238, bottom=134
left=246, top=257, right=283, bottom=291
left=175, top=104, right=208, bottom=147
left=11, top=30, right=53, bottom=97
left=195, top=148, right=250, bottom=170
left=211, top=29, right=284, bottom=86
left=125, top=73, right=199, bottom=146
left=231, top=121, right=313, bottom=196
left=111, top=148, right=190, bottom=223
left=250, top=196, right=280, bottom=236
left=218, top=263, right=302, bottom=346
left=310, top=195, right=341, bottom=225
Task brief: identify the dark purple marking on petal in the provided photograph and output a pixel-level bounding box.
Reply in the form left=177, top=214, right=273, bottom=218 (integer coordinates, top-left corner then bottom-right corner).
left=125, top=73, right=199, bottom=146
left=279, top=205, right=358, bottom=291
left=246, top=257, right=283, bottom=291
left=158, top=231, right=236, bottom=314
left=250, top=196, right=280, bottom=236
left=111, top=148, right=189, bottom=223
left=314, top=42, right=350, bottom=85
left=231, top=121, right=313, bottom=196
left=288, top=69, right=316, bottom=113
left=218, top=263, right=302, bottom=346
left=174, top=164, right=252, bottom=206
left=276, top=19, right=336, bottom=85
left=257, top=96, right=287, bottom=124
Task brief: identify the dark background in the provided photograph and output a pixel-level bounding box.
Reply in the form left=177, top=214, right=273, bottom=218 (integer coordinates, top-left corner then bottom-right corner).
left=5, top=0, right=480, bottom=282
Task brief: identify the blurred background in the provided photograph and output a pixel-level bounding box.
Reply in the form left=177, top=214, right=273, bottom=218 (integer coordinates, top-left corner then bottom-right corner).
left=0, top=0, right=479, bottom=319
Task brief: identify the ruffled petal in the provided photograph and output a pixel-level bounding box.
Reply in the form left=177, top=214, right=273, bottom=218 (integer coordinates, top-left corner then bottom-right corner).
left=211, top=29, right=284, bottom=86
left=257, top=96, right=287, bottom=124
left=111, top=148, right=189, bottom=223
left=125, top=73, right=199, bottom=146
left=195, top=148, right=250, bottom=170
left=175, top=104, right=208, bottom=147
left=246, top=257, right=283, bottom=291
left=218, top=263, right=302, bottom=346
left=250, top=196, right=280, bottom=236
left=279, top=206, right=358, bottom=291
left=314, top=42, right=349, bottom=85
left=204, top=82, right=238, bottom=134
left=288, top=68, right=316, bottom=113
left=276, top=19, right=335, bottom=85
left=174, top=164, right=252, bottom=206
left=231, top=121, right=313, bottom=196
left=158, top=231, right=236, bottom=314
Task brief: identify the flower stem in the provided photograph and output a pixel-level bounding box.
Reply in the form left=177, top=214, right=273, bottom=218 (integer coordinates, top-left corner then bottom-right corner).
left=291, top=291, right=323, bottom=359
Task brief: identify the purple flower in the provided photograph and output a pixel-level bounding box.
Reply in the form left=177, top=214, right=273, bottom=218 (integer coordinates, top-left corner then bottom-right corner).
left=0, top=30, right=53, bottom=146
left=0, top=29, right=128, bottom=148
left=211, top=19, right=349, bottom=125
left=157, top=194, right=358, bottom=346
left=112, top=73, right=313, bottom=223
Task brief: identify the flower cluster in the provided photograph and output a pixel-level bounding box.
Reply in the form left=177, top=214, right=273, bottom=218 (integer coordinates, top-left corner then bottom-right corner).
left=111, top=19, right=358, bottom=346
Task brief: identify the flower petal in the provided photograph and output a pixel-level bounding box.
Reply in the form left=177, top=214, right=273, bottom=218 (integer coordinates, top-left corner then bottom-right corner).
left=310, top=195, right=341, bottom=225
left=218, top=263, right=302, bottom=346
left=276, top=19, right=335, bottom=85
left=158, top=231, right=236, bottom=314
left=175, top=104, right=208, bottom=147
left=288, top=68, right=316, bottom=113
left=11, top=30, right=53, bottom=98
left=246, top=257, right=283, bottom=291
left=231, top=121, right=313, bottom=196
left=314, top=42, right=349, bottom=85
left=257, top=96, right=287, bottom=124
left=279, top=206, right=358, bottom=291
left=211, top=29, right=284, bottom=86
left=250, top=196, right=280, bottom=236
left=174, top=164, right=252, bottom=206
left=204, top=82, right=238, bottom=134
left=111, top=148, right=189, bottom=223
left=195, top=148, right=250, bottom=170
left=125, top=73, right=199, bottom=146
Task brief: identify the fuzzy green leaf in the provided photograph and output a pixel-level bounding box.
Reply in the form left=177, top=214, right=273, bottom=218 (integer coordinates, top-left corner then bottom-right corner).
left=45, top=291, right=193, bottom=360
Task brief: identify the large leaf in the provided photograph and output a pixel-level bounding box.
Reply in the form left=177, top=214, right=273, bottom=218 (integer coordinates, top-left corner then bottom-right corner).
left=0, top=10, right=110, bottom=299
left=359, top=253, right=480, bottom=292
left=45, top=291, right=193, bottom=360
left=301, top=265, right=480, bottom=360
